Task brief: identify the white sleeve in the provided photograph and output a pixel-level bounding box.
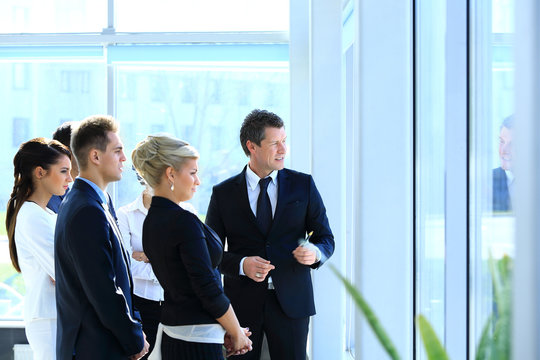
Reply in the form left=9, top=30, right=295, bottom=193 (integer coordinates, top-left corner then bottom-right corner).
left=117, top=207, right=159, bottom=283
left=16, top=207, right=56, bottom=279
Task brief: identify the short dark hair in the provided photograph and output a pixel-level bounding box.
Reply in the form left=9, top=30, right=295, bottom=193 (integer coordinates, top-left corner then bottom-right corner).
left=240, top=109, right=284, bottom=156
left=71, top=115, right=118, bottom=169
left=52, top=121, right=76, bottom=149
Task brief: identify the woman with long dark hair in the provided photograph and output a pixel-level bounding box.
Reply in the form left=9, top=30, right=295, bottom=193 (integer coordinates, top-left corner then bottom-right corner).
left=6, top=137, right=72, bottom=359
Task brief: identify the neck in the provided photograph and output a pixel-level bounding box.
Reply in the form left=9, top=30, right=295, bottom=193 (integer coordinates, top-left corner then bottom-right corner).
left=248, top=162, right=272, bottom=179
left=27, top=189, right=53, bottom=210
left=79, top=169, right=108, bottom=191
left=142, top=190, right=152, bottom=209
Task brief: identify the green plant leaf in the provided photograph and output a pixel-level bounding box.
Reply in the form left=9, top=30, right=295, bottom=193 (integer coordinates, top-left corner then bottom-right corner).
left=475, top=314, right=493, bottom=360
left=416, top=315, right=449, bottom=360
left=330, top=264, right=401, bottom=360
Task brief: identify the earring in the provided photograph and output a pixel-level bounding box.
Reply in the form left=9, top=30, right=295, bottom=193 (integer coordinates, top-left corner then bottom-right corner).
left=170, top=182, right=174, bottom=192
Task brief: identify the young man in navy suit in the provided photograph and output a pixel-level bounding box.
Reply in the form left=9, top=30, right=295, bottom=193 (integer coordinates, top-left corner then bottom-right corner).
left=206, top=109, right=334, bottom=360
left=54, top=115, right=149, bottom=359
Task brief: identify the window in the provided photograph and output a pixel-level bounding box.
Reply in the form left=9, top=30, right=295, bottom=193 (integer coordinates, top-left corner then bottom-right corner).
left=415, top=1, right=447, bottom=357
left=115, top=0, right=289, bottom=32
left=12, top=64, right=29, bottom=90
left=470, top=0, right=515, bottom=357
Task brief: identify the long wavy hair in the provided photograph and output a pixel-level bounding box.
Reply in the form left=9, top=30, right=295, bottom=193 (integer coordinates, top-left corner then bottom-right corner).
left=6, top=138, right=71, bottom=272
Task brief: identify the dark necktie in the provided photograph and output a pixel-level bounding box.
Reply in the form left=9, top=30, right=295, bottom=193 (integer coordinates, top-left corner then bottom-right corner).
left=256, top=177, right=273, bottom=236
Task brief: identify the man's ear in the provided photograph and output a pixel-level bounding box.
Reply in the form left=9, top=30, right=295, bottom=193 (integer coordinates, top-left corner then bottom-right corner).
left=246, top=140, right=257, bottom=156
left=88, top=149, right=100, bottom=166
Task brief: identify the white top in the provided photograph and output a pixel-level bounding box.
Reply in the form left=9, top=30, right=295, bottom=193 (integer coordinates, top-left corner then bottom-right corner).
left=15, top=201, right=57, bottom=322
left=118, top=193, right=163, bottom=302
left=117, top=194, right=198, bottom=302
left=148, top=323, right=226, bottom=360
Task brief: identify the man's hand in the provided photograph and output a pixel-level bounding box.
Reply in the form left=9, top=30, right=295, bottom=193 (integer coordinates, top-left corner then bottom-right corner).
left=129, top=333, right=150, bottom=360
left=243, top=256, right=275, bottom=282
left=293, top=246, right=317, bottom=265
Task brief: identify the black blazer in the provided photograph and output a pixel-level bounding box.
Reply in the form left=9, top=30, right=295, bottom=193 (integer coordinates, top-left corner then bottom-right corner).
left=143, top=196, right=230, bottom=326
left=54, top=179, right=144, bottom=359
left=493, top=167, right=511, bottom=212
left=206, top=167, right=334, bottom=320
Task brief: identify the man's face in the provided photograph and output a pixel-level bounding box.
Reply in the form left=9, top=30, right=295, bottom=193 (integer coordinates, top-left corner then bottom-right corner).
left=248, top=126, right=287, bottom=177
left=499, top=126, right=513, bottom=171
left=99, top=131, right=126, bottom=183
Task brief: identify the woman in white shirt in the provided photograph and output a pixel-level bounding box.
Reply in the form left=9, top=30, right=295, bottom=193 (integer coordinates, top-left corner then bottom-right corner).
left=5, top=138, right=73, bottom=360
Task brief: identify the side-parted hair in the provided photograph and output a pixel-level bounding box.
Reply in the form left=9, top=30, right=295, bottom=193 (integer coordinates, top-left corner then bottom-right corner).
left=132, top=134, right=199, bottom=188
left=240, top=109, right=284, bottom=156
left=6, top=138, right=71, bottom=272
left=71, top=115, right=118, bottom=170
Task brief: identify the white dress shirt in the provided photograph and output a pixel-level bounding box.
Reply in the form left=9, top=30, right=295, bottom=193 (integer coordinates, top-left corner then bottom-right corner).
left=15, top=201, right=56, bottom=322
left=239, top=166, right=278, bottom=282
left=118, top=193, right=164, bottom=302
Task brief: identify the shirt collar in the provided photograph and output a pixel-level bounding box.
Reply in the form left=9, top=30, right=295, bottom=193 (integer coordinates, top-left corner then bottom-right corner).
left=245, top=164, right=278, bottom=191
left=78, top=177, right=108, bottom=205
left=505, top=170, right=514, bottom=185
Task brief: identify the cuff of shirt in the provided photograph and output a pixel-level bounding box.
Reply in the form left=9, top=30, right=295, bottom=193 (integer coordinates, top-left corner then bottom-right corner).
left=239, top=257, right=247, bottom=276
left=303, top=242, right=322, bottom=262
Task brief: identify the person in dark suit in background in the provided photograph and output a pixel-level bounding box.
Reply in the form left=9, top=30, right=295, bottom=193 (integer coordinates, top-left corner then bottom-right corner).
left=47, top=121, right=79, bottom=213
left=493, top=115, right=513, bottom=212
left=206, top=109, right=335, bottom=360
left=132, top=134, right=251, bottom=359
left=54, top=115, right=149, bottom=359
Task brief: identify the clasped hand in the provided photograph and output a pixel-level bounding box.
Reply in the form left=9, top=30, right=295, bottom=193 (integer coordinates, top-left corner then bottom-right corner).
left=224, top=327, right=252, bottom=357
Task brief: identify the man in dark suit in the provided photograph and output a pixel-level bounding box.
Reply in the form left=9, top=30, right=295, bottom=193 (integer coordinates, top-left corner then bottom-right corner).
left=493, top=115, right=513, bottom=212
left=206, top=109, right=334, bottom=360
left=55, top=115, right=149, bottom=359
left=47, top=121, right=79, bottom=213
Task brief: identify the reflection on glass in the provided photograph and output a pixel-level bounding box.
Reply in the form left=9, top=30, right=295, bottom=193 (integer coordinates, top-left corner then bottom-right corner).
left=116, top=0, right=289, bottom=32
left=114, top=63, right=290, bottom=216
left=0, top=0, right=106, bottom=33
left=470, top=0, right=514, bottom=357
left=0, top=61, right=105, bottom=320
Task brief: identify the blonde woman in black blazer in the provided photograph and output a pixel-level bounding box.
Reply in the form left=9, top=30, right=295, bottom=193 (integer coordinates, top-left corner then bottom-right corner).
left=132, top=134, right=252, bottom=360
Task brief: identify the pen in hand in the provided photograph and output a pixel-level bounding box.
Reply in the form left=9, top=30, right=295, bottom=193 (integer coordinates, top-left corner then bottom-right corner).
left=298, top=231, right=314, bottom=247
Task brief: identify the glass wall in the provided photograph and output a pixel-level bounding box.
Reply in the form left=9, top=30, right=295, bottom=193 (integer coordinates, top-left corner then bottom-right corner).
left=470, top=0, right=515, bottom=357
left=0, top=1, right=289, bottom=323
left=415, top=1, right=447, bottom=358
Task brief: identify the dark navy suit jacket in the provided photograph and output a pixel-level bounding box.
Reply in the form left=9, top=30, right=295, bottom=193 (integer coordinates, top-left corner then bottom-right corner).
left=206, top=167, right=334, bottom=321
left=493, top=167, right=512, bottom=212
left=54, top=179, right=144, bottom=359
left=143, top=196, right=230, bottom=326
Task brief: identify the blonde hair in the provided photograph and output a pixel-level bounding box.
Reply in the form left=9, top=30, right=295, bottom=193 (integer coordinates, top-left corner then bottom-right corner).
left=132, top=134, right=199, bottom=188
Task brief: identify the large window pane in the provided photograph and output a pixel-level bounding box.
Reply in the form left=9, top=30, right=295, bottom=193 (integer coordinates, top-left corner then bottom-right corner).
left=415, top=1, right=446, bottom=358
left=114, top=62, right=290, bottom=215
left=0, top=0, right=106, bottom=33
left=0, top=61, right=106, bottom=320
left=470, top=0, right=515, bottom=357
left=116, top=0, right=289, bottom=32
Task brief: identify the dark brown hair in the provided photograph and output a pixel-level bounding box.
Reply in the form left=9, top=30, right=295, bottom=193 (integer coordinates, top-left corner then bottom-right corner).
left=71, top=115, right=118, bottom=169
left=6, top=138, right=71, bottom=272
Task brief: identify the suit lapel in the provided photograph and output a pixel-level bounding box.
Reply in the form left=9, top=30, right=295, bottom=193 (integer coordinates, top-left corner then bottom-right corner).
left=235, top=167, right=259, bottom=227
left=269, top=170, right=290, bottom=235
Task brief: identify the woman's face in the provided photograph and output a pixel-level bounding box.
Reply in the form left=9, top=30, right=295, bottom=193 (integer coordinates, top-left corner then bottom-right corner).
left=41, top=155, right=73, bottom=196
left=173, top=158, right=200, bottom=202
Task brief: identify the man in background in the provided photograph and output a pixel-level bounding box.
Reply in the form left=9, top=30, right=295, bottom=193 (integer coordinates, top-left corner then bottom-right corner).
left=47, top=121, right=79, bottom=213
left=493, top=115, right=513, bottom=212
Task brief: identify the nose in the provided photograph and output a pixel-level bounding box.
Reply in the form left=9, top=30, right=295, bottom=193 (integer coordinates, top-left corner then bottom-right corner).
left=278, top=141, right=287, bottom=153
left=120, top=150, right=127, bottom=162
left=195, top=175, right=201, bottom=186
left=67, top=173, right=73, bottom=183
